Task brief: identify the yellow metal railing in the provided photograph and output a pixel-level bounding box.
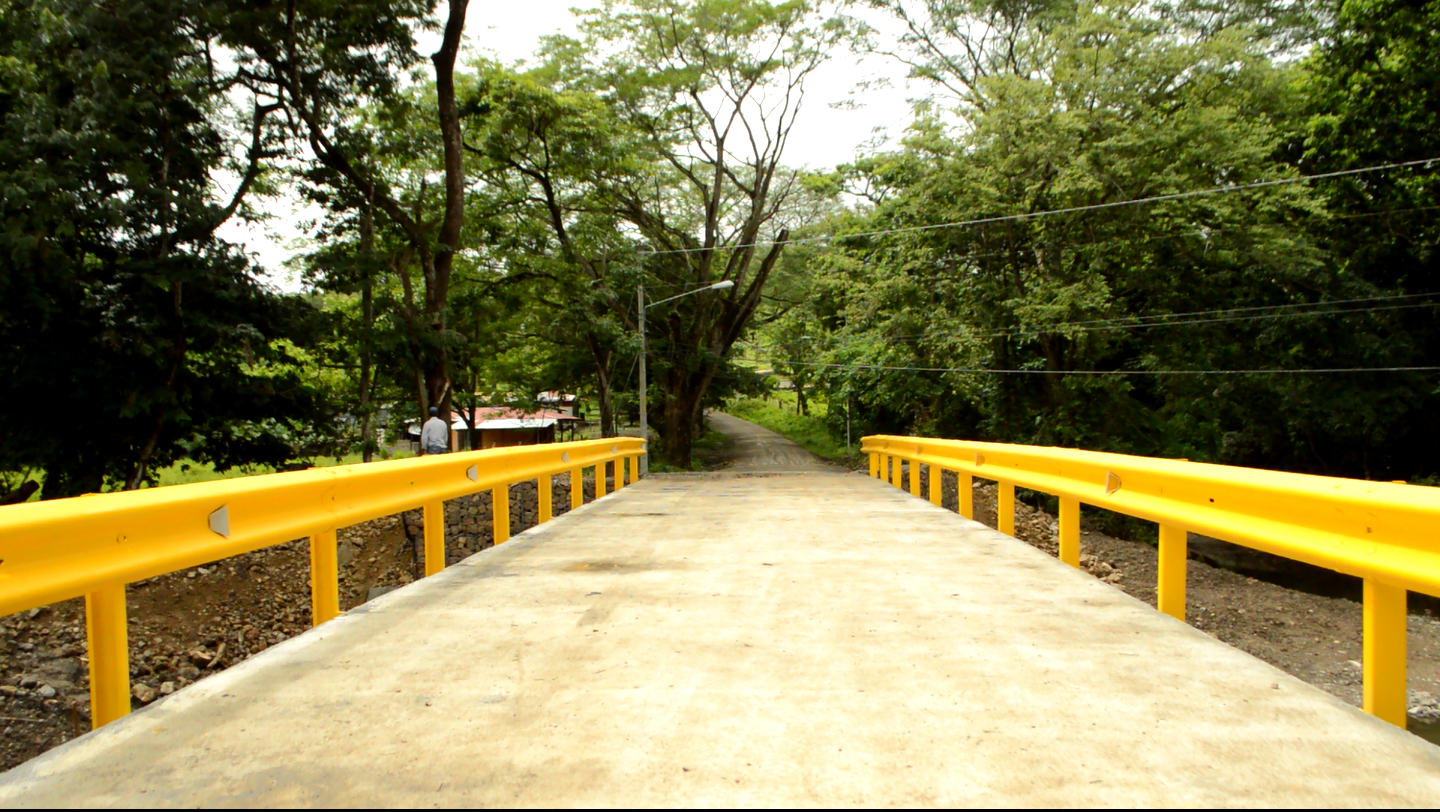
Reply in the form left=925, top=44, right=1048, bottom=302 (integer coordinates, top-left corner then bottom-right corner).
left=862, top=434, right=1440, bottom=730
left=0, top=438, right=646, bottom=728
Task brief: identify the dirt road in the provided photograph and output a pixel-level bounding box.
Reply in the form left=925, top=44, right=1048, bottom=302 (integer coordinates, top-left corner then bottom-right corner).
left=707, top=412, right=836, bottom=473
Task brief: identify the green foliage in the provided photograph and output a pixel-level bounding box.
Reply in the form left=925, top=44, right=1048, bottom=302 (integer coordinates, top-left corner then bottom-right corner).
left=1297, top=0, right=1440, bottom=479
left=150, top=449, right=413, bottom=488
left=0, top=0, right=337, bottom=498
left=518, top=0, right=842, bottom=466
left=8, top=0, right=1440, bottom=501
left=750, top=0, right=1440, bottom=481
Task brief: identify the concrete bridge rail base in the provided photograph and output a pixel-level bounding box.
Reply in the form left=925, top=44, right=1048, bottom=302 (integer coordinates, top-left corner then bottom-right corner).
left=3, top=473, right=1439, bottom=807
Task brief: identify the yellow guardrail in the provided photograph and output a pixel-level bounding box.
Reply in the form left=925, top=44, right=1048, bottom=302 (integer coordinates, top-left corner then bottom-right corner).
left=862, top=434, right=1440, bottom=730
left=0, top=438, right=646, bottom=729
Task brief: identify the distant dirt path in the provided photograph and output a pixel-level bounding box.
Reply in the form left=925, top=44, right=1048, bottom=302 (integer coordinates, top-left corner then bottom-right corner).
left=707, top=412, right=835, bottom=473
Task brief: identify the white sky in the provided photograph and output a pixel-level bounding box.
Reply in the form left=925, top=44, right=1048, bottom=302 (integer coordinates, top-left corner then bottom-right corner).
left=226, top=2, right=919, bottom=288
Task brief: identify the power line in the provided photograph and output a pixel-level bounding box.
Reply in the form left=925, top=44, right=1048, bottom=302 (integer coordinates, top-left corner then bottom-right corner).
left=638, top=157, right=1440, bottom=257
left=741, top=293, right=1439, bottom=351
left=1020, top=291, right=1440, bottom=327
left=747, top=360, right=1440, bottom=376
left=870, top=297, right=1440, bottom=345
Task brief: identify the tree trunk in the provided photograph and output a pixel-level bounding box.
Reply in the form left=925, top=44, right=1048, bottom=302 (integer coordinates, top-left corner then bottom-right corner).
left=422, top=0, right=470, bottom=417
left=358, top=204, right=376, bottom=462
left=661, top=386, right=706, bottom=469
left=595, top=364, right=615, bottom=439
left=0, top=480, right=39, bottom=505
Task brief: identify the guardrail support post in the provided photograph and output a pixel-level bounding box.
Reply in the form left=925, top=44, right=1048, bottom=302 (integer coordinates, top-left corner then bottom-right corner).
left=1059, top=496, right=1080, bottom=568
left=889, top=455, right=900, bottom=488
left=571, top=466, right=584, bottom=509
left=997, top=482, right=1015, bottom=535
left=493, top=485, right=511, bottom=545
left=309, top=529, right=340, bottom=626
left=959, top=473, right=974, bottom=519
left=423, top=500, right=445, bottom=576
left=538, top=474, right=552, bottom=524
left=928, top=465, right=942, bottom=506
left=908, top=460, right=921, bottom=497
left=1363, top=579, right=1407, bottom=728
left=85, top=584, right=129, bottom=728
left=1157, top=524, right=1186, bottom=621
left=869, top=452, right=879, bottom=478
left=596, top=464, right=608, bottom=499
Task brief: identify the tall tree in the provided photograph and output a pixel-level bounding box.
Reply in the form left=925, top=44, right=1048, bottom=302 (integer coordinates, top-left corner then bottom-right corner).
left=544, top=0, right=841, bottom=465
left=223, top=0, right=473, bottom=421
left=799, top=0, right=1369, bottom=470
left=462, top=67, right=644, bottom=438
left=0, top=0, right=333, bottom=498
left=1298, top=0, right=1440, bottom=479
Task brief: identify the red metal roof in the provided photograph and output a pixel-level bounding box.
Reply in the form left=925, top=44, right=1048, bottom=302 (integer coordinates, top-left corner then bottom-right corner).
left=453, top=406, right=580, bottom=424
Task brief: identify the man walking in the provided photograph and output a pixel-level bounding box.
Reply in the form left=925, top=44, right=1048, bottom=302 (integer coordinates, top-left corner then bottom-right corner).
left=421, top=407, right=450, bottom=455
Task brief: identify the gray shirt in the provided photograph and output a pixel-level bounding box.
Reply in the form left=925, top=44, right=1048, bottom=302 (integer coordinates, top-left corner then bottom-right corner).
left=421, top=416, right=450, bottom=455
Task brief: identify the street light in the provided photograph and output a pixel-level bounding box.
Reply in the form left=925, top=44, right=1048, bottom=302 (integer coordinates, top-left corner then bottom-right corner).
left=638, top=280, right=735, bottom=475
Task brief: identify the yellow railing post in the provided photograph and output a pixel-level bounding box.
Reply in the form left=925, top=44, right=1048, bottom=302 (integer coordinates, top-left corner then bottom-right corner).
left=493, top=485, right=511, bottom=545
left=997, top=482, right=1015, bottom=536
left=1059, top=496, right=1080, bottom=567
left=571, top=466, right=584, bottom=509
left=309, top=528, right=340, bottom=626
left=889, top=455, right=901, bottom=488
left=1363, top=578, right=1408, bottom=728
left=85, top=584, right=129, bottom=728
left=538, top=474, right=552, bottom=524
left=596, top=463, right=608, bottom=499
left=423, top=500, right=445, bottom=576
left=928, top=464, right=942, bottom=507
left=909, top=460, right=922, bottom=497
left=959, top=473, right=974, bottom=519
left=1157, top=524, right=1186, bottom=621
left=869, top=452, right=879, bottom=478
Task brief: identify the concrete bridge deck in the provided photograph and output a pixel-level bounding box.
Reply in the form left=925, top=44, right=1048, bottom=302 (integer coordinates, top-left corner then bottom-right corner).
left=4, top=472, right=1440, bottom=806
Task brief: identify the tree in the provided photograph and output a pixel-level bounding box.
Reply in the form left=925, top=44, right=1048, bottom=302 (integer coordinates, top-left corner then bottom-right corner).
left=223, top=0, right=474, bottom=421
left=789, top=0, right=1390, bottom=472
left=0, top=0, right=334, bottom=498
left=462, top=66, right=644, bottom=438
left=538, top=0, right=841, bottom=465
left=1295, top=0, right=1440, bottom=479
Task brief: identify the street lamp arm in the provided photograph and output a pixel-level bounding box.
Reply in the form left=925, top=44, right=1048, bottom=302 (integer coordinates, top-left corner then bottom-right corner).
left=645, top=280, right=734, bottom=309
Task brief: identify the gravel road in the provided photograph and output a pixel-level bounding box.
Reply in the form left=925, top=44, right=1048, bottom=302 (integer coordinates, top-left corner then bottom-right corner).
left=706, top=412, right=836, bottom=473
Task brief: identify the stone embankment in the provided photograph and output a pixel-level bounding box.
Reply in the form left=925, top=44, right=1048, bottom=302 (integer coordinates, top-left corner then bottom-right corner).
left=0, top=469, right=610, bottom=771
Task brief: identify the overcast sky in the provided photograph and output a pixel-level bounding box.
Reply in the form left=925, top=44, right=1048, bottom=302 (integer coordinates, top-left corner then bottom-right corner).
left=226, top=2, right=919, bottom=287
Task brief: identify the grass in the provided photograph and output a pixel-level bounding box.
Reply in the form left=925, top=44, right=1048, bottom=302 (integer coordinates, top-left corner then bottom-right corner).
left=151, top=449, right=414, bottom=488
left=725, top=395, right=862, bottom=466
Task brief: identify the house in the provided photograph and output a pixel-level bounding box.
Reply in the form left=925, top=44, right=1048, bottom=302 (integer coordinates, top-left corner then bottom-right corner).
left=536, top=391, right=580, bottom=417
left=450, top=406, right=582, bottom=450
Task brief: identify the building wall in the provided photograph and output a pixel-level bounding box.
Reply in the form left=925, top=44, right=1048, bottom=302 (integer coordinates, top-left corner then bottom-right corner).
left=479, top=426, right=556, bottom=449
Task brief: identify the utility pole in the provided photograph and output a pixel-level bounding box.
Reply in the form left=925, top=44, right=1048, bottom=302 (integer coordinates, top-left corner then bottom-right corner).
left=638, top=285, right=648, bottom=476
